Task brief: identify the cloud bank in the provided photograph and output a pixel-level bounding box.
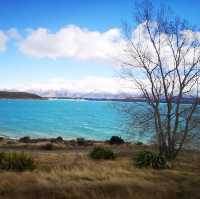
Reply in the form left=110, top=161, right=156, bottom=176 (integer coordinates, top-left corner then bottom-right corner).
left=2, top=23, right=199, bottom=66
left=19, top=25, right=126, bottom=61
left=3, top=76, right=138, bottom=98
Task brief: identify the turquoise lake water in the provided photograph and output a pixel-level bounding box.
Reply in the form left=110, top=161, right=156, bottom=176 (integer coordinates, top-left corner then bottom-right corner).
left=0, top=99, right=136, bottom=140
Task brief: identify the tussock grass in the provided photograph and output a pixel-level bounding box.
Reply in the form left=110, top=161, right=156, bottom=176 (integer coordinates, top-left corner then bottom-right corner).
left=0, top=150, right=199, bottom=199
left=0, top=152, right=35, bottom=171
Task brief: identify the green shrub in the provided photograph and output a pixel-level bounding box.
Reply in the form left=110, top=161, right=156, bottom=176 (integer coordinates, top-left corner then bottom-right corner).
left=41, top=143, right=54, bottom=150
left=0, top=152, right=35, bottom=171
left=90, top=147, right=115, bottom=160
left=77, top=137, right=86, bottom=145
left=55, top=136, right=63, bottom=142
left=6, top=140, right=16, bottom=144
left=109, top=136, right=124, bottom=144
left=134, top=150, right=167, bottom=169
left=151, top=154, right=167, bottom=169
left=19, top=136, right=31, bottom=143
left=51, top=136, right=63, bottom=143
left=135, top=141, right=143, bottom=145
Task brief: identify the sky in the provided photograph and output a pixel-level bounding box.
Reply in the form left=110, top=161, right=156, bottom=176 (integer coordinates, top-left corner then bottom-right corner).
left=0, top=0, right=200, bottom=95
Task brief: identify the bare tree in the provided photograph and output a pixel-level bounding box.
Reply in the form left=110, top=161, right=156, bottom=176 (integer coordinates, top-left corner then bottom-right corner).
left=121, top=0, right=200, bottom=159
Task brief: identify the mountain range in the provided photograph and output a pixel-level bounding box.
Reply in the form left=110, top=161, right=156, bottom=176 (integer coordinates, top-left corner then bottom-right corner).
left=0, top=90, right=198, bottom=104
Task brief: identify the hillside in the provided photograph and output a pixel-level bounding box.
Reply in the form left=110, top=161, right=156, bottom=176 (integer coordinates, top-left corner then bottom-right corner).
left=0, top=91, right=43, bottom=99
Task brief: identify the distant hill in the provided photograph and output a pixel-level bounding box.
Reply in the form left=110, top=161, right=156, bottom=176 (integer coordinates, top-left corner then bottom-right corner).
left=0, top=91, right=43, bottom=99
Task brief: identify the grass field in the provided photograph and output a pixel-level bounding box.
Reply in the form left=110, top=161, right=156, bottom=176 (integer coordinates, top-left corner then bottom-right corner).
left=0, top=139, right=199, bottom=199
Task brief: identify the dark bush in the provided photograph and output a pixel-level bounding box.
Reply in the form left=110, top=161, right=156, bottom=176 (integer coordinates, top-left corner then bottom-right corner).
left=19, top=136, right=31, bottom=143
left=77, top=137, right=86, bottom=145
left=90, top=147, right=115, bottom=160
left=134, top=151, right=153, bottom=167
left=136, top=141, right=143, bottom=145
left=7, top=140, right=16, bottom=144
left=56, top=136, right=63, bottom=142
left=0, top=152, right=35, bottom=171
left=41, top=143, right=54, bottom=150
left=0, top=137, right=4, bottom=142
left=32, top=138, right=48, bottom=143
left=109, top=136, right=124, bottom=144
left=51, top=136, right=63, bottom=143
left=151, top=154, right=167, bottom=169
left=134, top=150, right=167, bottom=169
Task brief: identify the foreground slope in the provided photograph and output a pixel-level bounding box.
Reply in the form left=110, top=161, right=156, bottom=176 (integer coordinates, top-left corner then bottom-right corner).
left=0, top=139, right=199, bottom=199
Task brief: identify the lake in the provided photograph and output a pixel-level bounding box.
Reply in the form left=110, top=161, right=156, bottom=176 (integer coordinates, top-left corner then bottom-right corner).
left=0, top=99, right=141, bottom=141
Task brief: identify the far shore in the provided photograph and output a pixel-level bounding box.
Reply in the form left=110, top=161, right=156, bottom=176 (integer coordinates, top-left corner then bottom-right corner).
left=0, top=90, right=198, bottom=103
left=0, top=136, right=145, bottom=156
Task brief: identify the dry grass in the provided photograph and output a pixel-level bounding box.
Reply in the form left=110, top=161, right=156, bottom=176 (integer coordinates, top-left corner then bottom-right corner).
left=0, top=148, right=199, bottom=199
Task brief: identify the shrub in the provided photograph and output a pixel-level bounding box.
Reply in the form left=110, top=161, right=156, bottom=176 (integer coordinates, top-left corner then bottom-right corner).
left=41, top=143, right=54, bottom=150
left=134, top=150, right=167, bottom=169
left=109, top=136, right=124, bottom=144
left=136, top=141, right=143, bottom=145
left=0, top=152, right=35, bottom=171
left=0, top=137, right=4, bottom=142
left=19, top=136, right=31, bottom=143
left=55, top=136, right=63, bottom=142
left=151, top=154, right=167, bottom=169
left=7, top=140, right=16, bottom=144
left=51, top=136, right=63, bottom=143
left=77, top=137, right=86, bottom=145
left=90, top=147, right=115, bottom=160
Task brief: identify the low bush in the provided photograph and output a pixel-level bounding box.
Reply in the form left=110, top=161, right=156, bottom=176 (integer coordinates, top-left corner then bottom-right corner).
left=134, top=150, right=167, bottom=169
left=6, top=140, right=16, bottom=144
left=135, top=141, right=143, bottom=145
left=0, top=152, right=35, bottom=171
left=19, top=136, right=31, bottom=143
left=109, top=136, right=124, bottom=144
left=56, top=136, right=63, bottom=142
left=31, top=138, right=48, bottom=143
left=77, top=137, right=86, bottom=145
left=41, top=143, right=54, bottom=150
left=0, top=137, right=4, bottom=142
left=51, top=136, right=63, bottom=143
left=90, top=147, right=115, bottom=160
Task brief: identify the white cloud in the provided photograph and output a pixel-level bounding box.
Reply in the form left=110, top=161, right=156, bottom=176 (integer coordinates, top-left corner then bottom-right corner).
left=6, top=28, right=22, bottom=41
left=0, top=28, right=21, bottom=52
left=19, top=25, right=126, bottom=61
left=0, top=31, right=8, bottom=52
left=125, top=22, right=200, bottom=70
left=1, top=23, right=200, bottom=67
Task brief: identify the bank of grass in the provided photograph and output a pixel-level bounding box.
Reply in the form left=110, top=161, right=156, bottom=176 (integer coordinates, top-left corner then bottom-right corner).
left=0, top=148, right=199, bottom=199
left=0, top=152, right=35, bottom=171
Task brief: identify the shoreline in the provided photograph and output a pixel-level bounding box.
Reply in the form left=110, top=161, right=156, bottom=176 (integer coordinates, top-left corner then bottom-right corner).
left=0, top=136, right=152, bottom=157
left=0, top=136, right=199, bottom=154
left=0, top=97, right=197, bottom=104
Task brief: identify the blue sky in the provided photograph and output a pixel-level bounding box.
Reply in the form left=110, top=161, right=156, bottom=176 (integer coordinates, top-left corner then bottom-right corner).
left=0, top=0, right=199, bottom=92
